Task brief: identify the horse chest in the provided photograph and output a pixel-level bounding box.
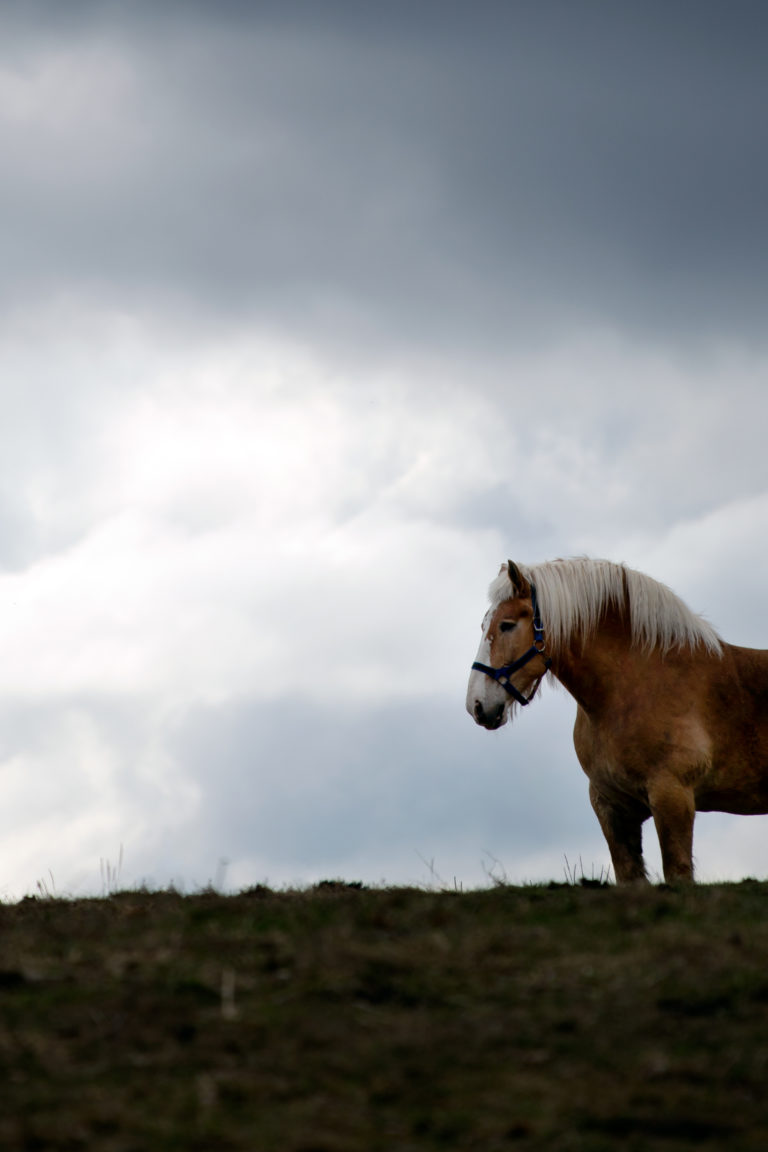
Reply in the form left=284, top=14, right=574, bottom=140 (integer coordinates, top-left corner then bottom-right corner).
left=573, top=706, right=711, bottom=800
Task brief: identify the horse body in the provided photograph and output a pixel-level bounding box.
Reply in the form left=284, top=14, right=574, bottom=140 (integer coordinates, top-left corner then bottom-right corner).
left=466, top=558, right=768, bottom=883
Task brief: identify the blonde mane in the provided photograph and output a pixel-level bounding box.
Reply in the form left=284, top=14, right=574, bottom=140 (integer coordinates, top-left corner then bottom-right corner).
left=489, top=557, right=722, bottom=657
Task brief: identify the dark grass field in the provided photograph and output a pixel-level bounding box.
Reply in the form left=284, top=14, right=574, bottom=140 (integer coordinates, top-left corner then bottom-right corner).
left=2, top=879, right=768, bottom=1150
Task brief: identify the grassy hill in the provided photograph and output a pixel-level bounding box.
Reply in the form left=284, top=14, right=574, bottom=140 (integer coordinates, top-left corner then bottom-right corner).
left=2, top=879, right=768, bottom=1150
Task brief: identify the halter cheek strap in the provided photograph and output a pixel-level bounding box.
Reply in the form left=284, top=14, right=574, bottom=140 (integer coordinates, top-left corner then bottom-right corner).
left=471, top=583, right=552, bottom=707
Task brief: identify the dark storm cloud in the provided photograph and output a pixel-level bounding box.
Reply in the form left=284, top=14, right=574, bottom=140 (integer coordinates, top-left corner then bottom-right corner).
left=1, top=1, right=767, bottom=347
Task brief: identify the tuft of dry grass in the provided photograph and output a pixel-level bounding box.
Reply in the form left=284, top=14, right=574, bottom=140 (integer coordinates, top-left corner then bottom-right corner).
left=1, top=880, right=767, bottom=1149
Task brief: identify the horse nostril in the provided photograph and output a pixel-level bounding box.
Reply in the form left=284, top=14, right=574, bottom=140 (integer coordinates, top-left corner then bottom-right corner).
left=473, top=700, right=485, bottom=722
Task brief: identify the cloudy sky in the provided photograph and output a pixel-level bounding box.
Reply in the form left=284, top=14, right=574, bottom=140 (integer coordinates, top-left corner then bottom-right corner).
left=1, top=1, right=767, bottom=896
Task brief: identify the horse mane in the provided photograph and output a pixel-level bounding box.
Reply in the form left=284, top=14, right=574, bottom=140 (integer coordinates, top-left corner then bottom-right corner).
left=489, top=557, right=722, bottom=657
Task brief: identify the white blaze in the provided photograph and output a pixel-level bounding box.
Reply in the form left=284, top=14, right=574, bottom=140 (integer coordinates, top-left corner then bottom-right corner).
left=466, top=612, right=503, bottom=717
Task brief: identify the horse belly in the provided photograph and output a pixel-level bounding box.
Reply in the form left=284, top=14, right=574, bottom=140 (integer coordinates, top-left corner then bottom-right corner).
left=697, top=743, right=768, bottom=815
left=696, top=786, right=768, bottom=816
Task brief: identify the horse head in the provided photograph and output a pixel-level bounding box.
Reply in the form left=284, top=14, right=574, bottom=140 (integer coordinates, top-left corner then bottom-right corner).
left=466, top=560, right=551, bottom=729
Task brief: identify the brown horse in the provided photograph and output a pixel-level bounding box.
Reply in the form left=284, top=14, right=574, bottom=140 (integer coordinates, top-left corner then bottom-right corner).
left=466, top=557, right=768, bottom=883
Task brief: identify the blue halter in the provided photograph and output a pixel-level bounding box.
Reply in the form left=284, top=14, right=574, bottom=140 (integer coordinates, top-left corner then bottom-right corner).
left=471, top=582, right=552, bottom=707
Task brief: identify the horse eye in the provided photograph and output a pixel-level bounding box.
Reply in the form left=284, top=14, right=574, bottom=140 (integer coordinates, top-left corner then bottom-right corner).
left=499, top=621, right=517, bottom=633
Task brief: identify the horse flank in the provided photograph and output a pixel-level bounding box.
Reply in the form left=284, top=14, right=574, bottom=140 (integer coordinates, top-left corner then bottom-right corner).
left=488, top=557, right=722, bottom=658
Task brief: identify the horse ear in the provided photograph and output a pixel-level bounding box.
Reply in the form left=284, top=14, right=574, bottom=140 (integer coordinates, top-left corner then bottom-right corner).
left=507, top=560, right=530, bottom=596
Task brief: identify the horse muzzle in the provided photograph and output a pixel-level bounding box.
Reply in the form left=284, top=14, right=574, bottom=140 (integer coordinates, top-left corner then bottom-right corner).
left=469, top=696, right=507, bottom=730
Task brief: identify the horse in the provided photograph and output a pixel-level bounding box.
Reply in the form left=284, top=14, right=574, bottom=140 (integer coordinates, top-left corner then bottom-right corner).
left=466, top=557, right=768, bottom=884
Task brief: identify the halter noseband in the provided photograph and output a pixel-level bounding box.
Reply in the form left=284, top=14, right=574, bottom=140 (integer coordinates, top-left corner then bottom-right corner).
left=471, top=582, right=552, bottom=707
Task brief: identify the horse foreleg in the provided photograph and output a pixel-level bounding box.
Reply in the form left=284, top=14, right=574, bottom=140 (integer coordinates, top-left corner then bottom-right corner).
left=647, top=774, right=696, bottom=883
left=588, top=784, right=649, bottom=884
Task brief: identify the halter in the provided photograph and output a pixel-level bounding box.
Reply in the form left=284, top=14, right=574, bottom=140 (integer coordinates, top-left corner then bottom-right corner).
left=471, top=582, right=552, bottom=707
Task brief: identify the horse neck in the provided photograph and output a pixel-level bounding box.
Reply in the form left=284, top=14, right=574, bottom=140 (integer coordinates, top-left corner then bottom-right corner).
left=548, top=613, right=643, bottom=713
